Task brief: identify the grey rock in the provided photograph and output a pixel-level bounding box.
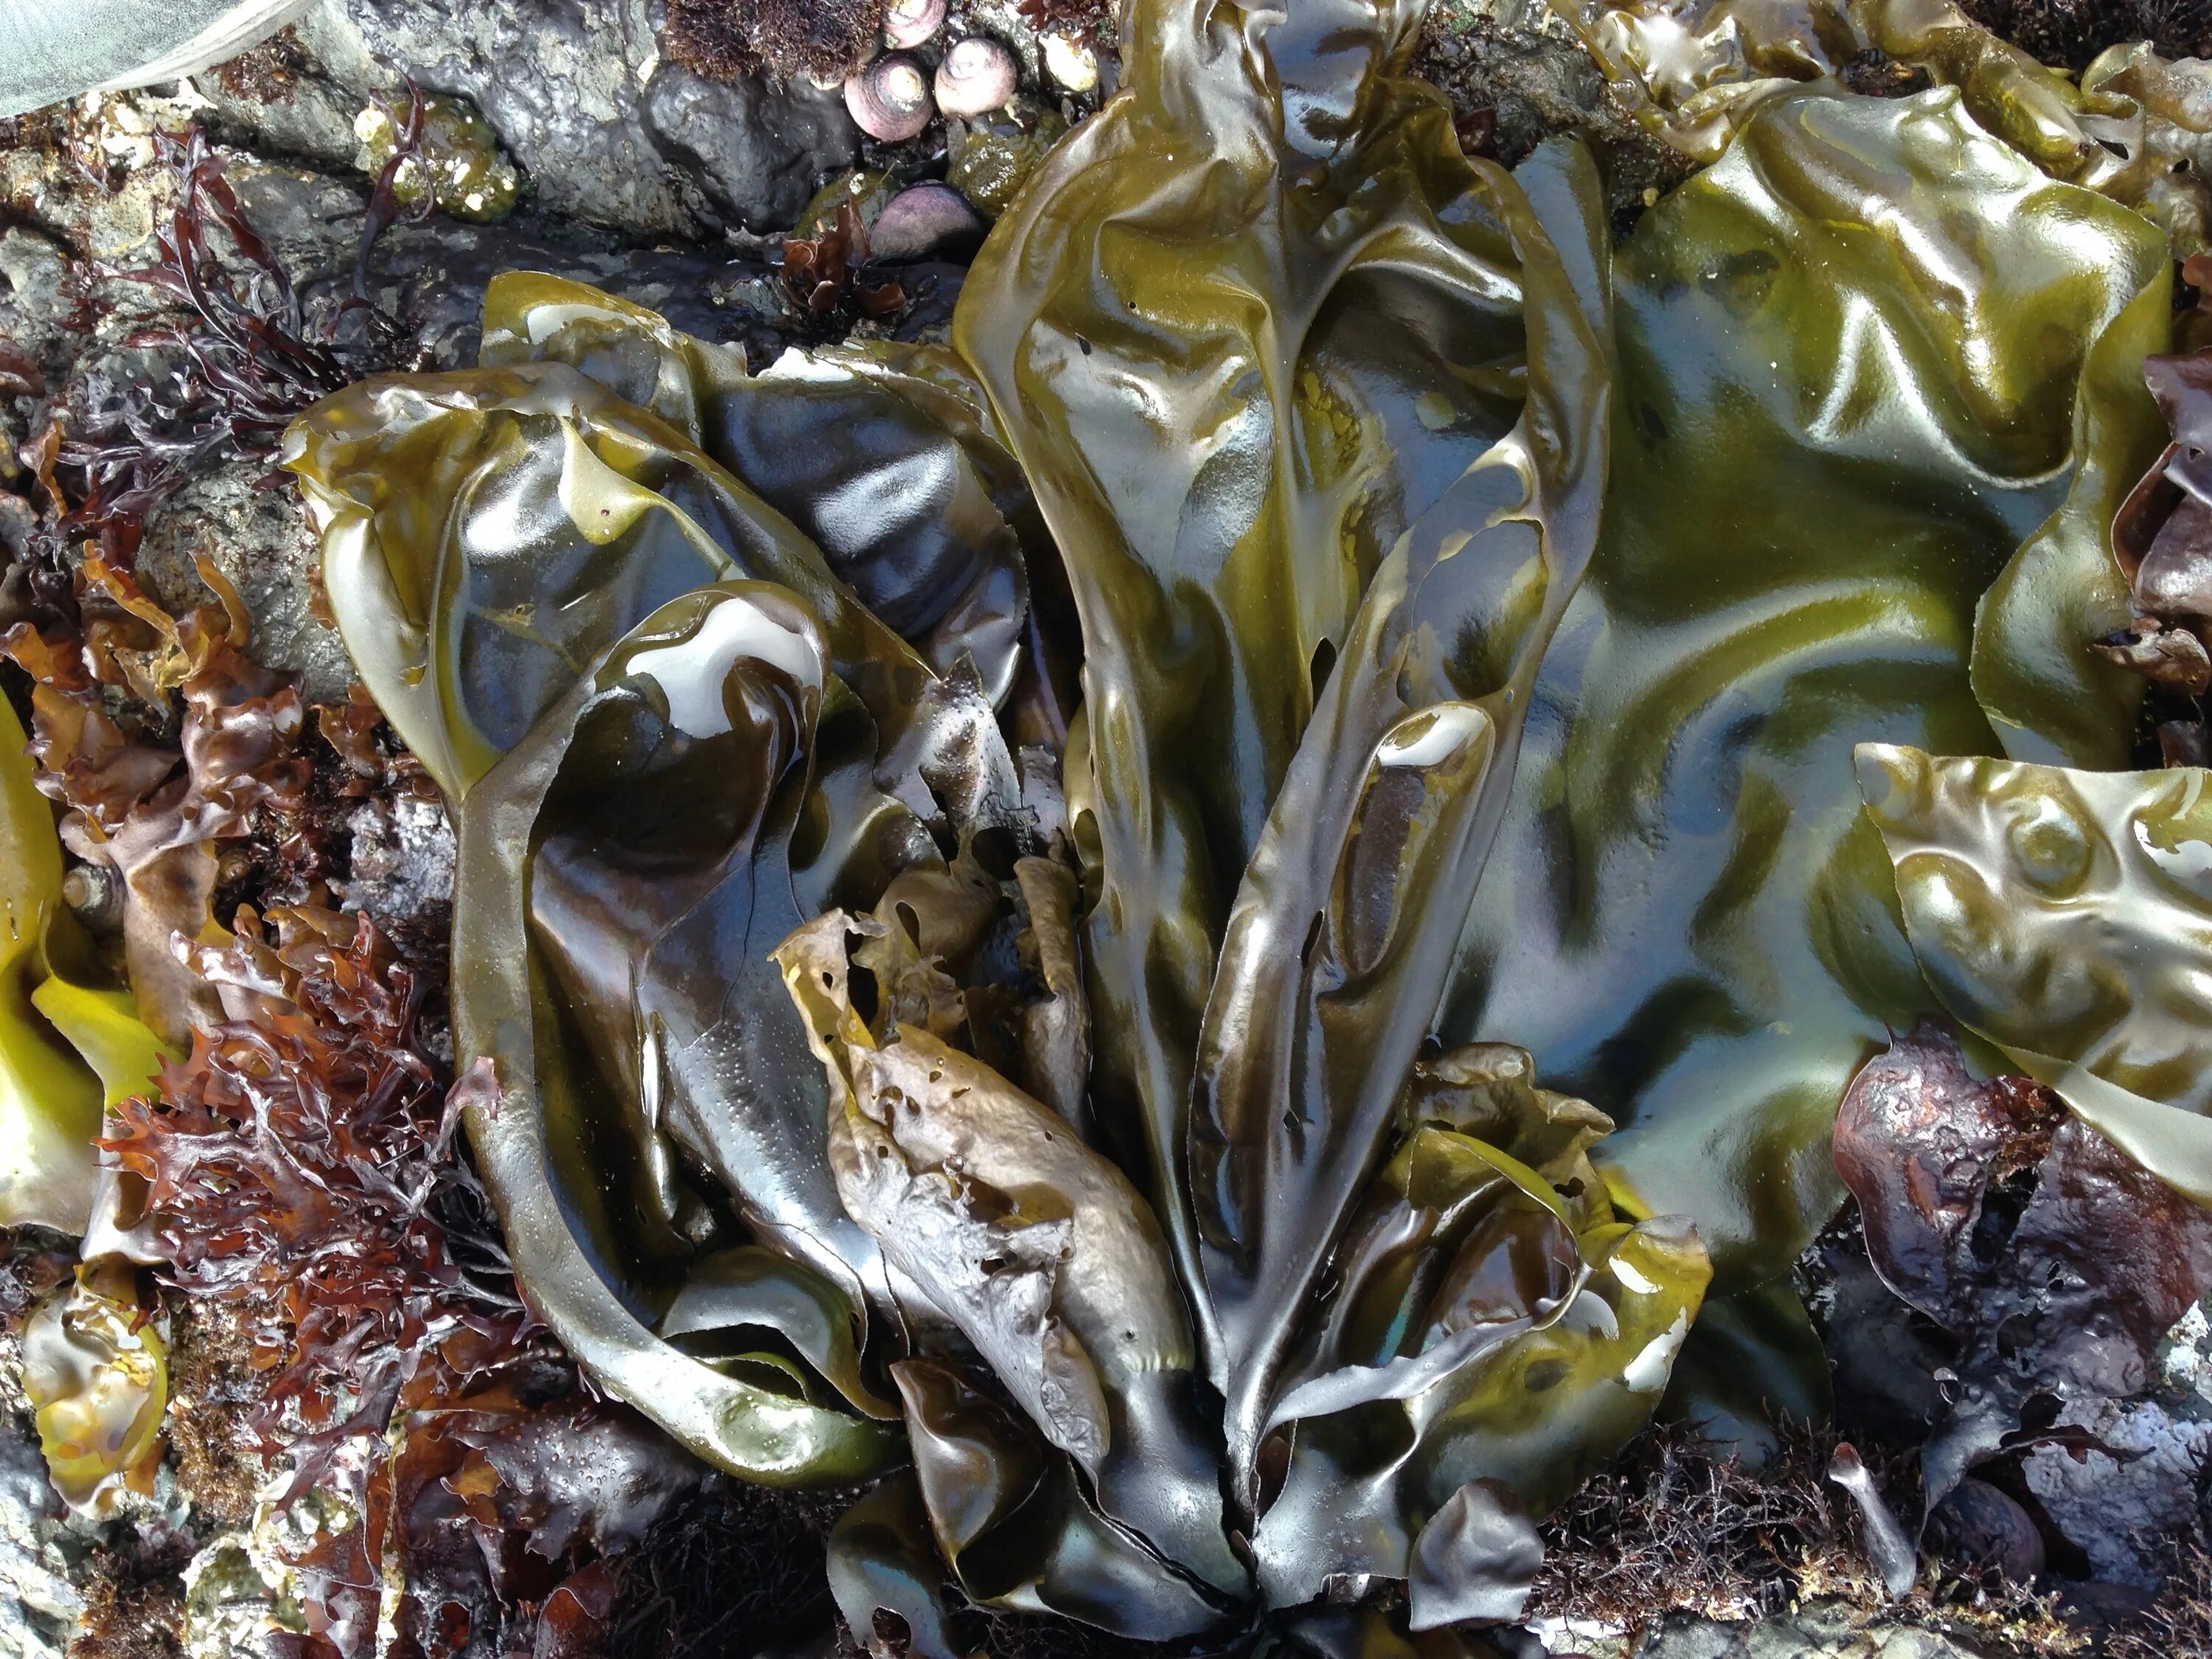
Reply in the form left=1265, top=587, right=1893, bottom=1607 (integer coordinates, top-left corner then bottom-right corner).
left=1631, top=1616, right=1744, bottom=1659
left=263, top=0, right=860, bottom=238
left=0, top=229, right=74, bottom=365
left=2157, top=1298, right=2212, bottom=1405
left=194, top=29, right=369, bottom=170
left=1620, top=1603, right=1997, bottom=1659
left=220, top=158, right=801, bottom=363
left=136, top=462, right=355, bottom=706
left=639, top=59, right=854, bottom=230
left=0, top=226, right=72, bottom=459
left=343, top=793, right=456, bottom=929
left=2022, top=1396, right=2212, bottom=1589
left=0, top=1413, right=76, bottom=1659
left=1411, top=0, right=1691, bottom=220
left=1930, top=1478, right=2045, bottom=1582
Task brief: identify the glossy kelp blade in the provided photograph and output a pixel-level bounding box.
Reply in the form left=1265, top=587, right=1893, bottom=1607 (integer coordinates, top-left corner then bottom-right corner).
left=520, top=580, right=903, bottom=1352
left=1439, top=86, right=2169, bottom=1299
left=892, top=1357, right=1236, bottom=1638
left=776, top=912, right=1245, bottom=1601
left=478, top=274, right=1043, bottom=712
left=1, top=695, right=105, bottom=1233
left=1552, top=2, right=2212, bottom=260
left=827, top=1472, right=975, bottom=1659
left=1251, top=1071, right=1708, bottom=1608
left=1858, top=744, right=2212, bottom=1207
left=1189, top=135, right=1615, bottom=1495
left=956, top=0, right=1537, bottom=1332
left=1, top=698, right=169, bottom=1234
left=283, top=361, right=971, bottom=817
left=452, top=582, right=902, bottom=1482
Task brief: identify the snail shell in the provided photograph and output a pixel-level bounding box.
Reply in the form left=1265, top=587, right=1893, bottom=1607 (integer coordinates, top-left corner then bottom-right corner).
left=933, top=35, right=1018, bottom=119
left=845, top=53, right=934, bottom=142
left=883, top=0, right=946, bottom=51
left=870, top=182, right=986, bottom=259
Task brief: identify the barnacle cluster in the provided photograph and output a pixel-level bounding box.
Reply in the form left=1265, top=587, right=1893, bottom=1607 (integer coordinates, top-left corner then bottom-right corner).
left=351, top=91, right=520, bottom=223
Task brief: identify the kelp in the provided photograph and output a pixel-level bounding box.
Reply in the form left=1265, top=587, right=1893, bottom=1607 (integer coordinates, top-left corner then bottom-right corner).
left=1186, top=131, right=1615, bottom=1490
left=0, top=693, right=169, bottom=1233
left=473, top=273, right=1050, bottom=719
left=447, top=581, right=908, bottom=1483
left=1436, top=82, right=2168, bottom=1313
left=1250, top=1046, right=1708, bottom=1614
left=1552, top=0, right=2212, bottom=257
left=279, top=0, right=2212, bottom=1641
left=956, top=0, right=1543, bottom=1331
left=20, top=1259, right=167, bottom=1517
left=780, top=909, right=1245, bottom=1630
left=1857, top=745, right=2212, bottom=1205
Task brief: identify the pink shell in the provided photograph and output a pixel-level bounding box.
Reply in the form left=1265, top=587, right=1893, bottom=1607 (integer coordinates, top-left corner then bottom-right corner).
left=883, top=0, right=947, bottom=51
left=844, top=54, right=934, bottom=142
left=933, top=35, right=1018, bottom=119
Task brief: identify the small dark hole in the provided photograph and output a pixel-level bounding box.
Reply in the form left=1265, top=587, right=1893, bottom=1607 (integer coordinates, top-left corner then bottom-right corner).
left=970, top=824, right=1018, bottom=880
left=848, top=964, right=880, bottom=1025
left=1310, top=636, right=1337, bottom=700
left=872, top=1609, right=914, bottom=1658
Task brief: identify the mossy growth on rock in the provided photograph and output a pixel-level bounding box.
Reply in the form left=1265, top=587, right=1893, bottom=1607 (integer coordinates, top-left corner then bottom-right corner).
left=661, top=0, right=888, bottom=83
left=1958, top=0, right=2212, bottom=68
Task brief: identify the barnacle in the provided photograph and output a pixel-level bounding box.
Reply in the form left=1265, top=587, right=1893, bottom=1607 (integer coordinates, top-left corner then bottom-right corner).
left=352, top=91, right=521, bottom=223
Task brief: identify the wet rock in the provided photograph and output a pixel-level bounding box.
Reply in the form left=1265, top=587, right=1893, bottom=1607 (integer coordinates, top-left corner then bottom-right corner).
left=274, top=0, right=859, bottom=237
left=0, top=229, right=74, bottom=374
left=192, top=25, right=365, bottom=169
left=1931, top=1478, right=2045, bottom=1582
left=1625, top=1602, right=1993, bottom=1658
left=1411, top=0, right=1691, bottom=220
left=1801, top=1228, right=1954, bottom=1450
left=211, top=159, right=800, bottom=366
left=0, top=1414, right=77, bottom=1659
left=0, top=226, right=71, bottom=459
left=2021, top=1396, right=2212, bottom=1589
left=342, top=793, right=456, bottom=931
left=136, top=465, right=354, bottom=706
left=2157, top=1297, right=2212, bottom=1403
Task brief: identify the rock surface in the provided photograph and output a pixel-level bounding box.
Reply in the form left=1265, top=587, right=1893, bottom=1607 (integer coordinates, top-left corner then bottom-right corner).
left=1622, top=1605, right=1995, bottom=1658
left=201, top=0, right=860, bottom=239
left=0, top=1416, right=77, bottom=1659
